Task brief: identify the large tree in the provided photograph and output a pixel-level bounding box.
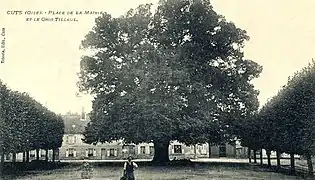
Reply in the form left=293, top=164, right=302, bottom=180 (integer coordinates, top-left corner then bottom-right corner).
left=79, top=0, right=261, bottom=163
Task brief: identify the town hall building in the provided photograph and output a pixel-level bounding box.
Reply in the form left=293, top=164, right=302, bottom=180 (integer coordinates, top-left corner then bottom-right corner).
left=58, top=110, right=238, bottom=161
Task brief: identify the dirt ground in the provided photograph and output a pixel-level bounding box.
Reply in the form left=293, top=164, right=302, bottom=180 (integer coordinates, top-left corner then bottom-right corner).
left=3, top=164, right=308, bottom=180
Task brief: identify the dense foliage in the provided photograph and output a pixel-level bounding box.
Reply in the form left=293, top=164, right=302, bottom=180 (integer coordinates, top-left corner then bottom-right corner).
left=242, top=60, right=315, bottom=175
left=79, top=0, right=261, bottom=163
left=0, top=80, right=64, bottom=175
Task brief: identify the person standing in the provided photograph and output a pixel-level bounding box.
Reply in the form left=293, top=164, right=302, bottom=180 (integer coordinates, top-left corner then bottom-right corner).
left=123, top=156, right=138, bottom=180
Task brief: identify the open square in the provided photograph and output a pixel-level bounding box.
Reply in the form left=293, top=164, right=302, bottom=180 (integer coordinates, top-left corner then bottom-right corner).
left=1, top=0, right=315, bottom=179
left=4, top=164, right=306, bottom=180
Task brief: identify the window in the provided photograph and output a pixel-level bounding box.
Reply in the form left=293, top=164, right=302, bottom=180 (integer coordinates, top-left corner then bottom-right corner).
left=200, top=144, right=207, bottom=154
left=140, top=146, right=146, bottom=154
left=174, top=145, right=182, bottom=154
left=41, top=150, right=46, bottom=157
left=5, top=154, right=10, bottom=160
left=101, top=148, right=107, bottom=158
left=69, top=148, right=75, bottom=157
left=30, top=151, right=35, bottom=157
left=149, top=146, right=154, bottom=154
left=256, top=150, right=261, bottom=155
left=88, top=148, right=93, bottom=157
left=67, top=135, right=76, bottom=144
left=110, top=149, right=115, bottom=156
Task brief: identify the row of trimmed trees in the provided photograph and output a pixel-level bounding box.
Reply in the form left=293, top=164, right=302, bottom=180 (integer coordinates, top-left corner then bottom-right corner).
left=0, top=80, right=64, bottom=175
left=241, top=60, right=315, bottom=176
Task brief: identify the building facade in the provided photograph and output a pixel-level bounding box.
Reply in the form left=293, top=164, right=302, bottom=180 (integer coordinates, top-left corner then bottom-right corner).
left=57, top=112, right=237, bottom=161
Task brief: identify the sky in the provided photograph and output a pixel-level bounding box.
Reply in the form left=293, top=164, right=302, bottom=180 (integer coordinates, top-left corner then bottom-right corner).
left=0, top=0, right=315, bottom=114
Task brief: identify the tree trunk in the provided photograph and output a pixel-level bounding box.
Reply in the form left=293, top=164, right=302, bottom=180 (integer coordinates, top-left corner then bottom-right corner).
left=22, top=152, right=26, bottom=163
left=0, top=140, right=3, bottom=177
left=248, top=148, right=251, bottom=163
left=12, top=152, right=16, bottom=163
left=152, top=140, right=170, bottom=164
left=0, top=150, right=4, bottom=177
left=305, top=153, right=313, bottom=176
left=52, top=149, right=55, bottom=162
left=36, top=149, right=40, bottom=161
left=276, top=151, right=281, bottom=170
left=45, top=149, right=49, bottom=162
left=26, top=151, right=30, bottom=163
left=290, top=153, right=295, bottom=174
left=266, top=149, right=271, bottom=167
left=208, top=142, right=212, bottom=158
left=194, top=144, right=197, bottom=159
left=234, top=143, right=236, bottom=158
left=0, top=153, right=4, bottom=164
left=253, top=150, right=257, bottom=163
left=260, top=149, right=263, bottom=166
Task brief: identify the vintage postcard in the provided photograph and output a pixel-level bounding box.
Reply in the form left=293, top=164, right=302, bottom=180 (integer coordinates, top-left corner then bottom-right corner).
left=0, top=0, right=315, bottom=179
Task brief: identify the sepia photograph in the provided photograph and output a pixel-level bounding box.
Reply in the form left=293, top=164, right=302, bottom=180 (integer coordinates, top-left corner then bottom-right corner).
left=1, top=0, right=315, bottom=179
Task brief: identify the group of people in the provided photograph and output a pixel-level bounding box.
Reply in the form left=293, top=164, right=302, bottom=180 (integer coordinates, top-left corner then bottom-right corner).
left=80, top=156, right=138, bottom=180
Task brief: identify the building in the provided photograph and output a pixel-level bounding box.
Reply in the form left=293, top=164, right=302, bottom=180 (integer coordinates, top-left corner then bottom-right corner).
left=58, top=111, right=238, bottom=161
left=59, top=112, right=155, bottom=161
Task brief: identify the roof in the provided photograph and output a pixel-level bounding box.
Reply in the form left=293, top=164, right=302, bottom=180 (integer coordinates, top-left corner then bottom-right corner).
left=62, top=113, right=90, bottom=134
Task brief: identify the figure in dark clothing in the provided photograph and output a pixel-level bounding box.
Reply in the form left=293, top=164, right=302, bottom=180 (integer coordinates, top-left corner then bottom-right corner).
left=123, top=156, right=138, bottom=180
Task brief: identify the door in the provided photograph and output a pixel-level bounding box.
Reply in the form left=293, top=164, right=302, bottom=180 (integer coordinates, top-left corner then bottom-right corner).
left=123, top=145, right=136, bottom=155
left=219, top=144, right=227, bottom=157
left=101, top=148, right=106, bottom=159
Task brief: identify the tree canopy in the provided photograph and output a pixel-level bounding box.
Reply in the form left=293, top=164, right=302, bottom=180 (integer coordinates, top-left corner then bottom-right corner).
left=0, top=79, right=64, bottom=172
left=79, top=0, right=262, bottom=163
left=242, top=60, right=315, bottom=175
